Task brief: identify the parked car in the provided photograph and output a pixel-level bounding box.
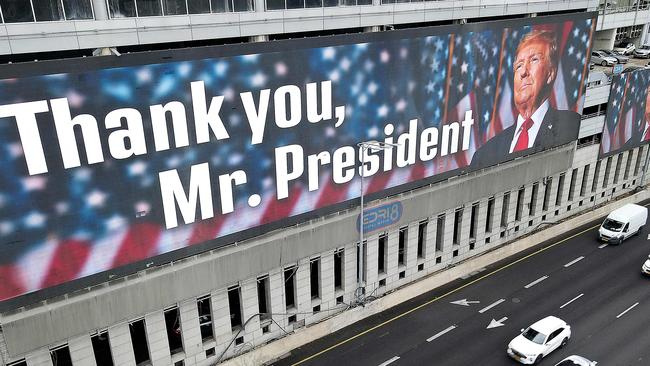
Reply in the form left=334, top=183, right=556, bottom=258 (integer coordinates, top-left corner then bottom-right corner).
left=614, top=42, right=636, bottom=55
left=555, top=355, right=597, bottom=366
left=600, top=49, right=629, bottom=63
left=642, top=254, right=650, bottom=275
left=598, top=203, right=647, bottom=244
left=507, top=316, right=571, bottom=365
left=634, top=44, right=650, bottom=58
left=622, top=65, right=649, bottom=73
left=591, top=50, right=617, bottom=66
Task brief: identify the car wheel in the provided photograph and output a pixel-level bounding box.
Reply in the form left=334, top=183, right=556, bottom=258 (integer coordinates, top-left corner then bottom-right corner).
left=601, top=60, right=607, bottom=66
left=561, top=337, right=568, bottom=348
left=534, top=355, right=543, bottom=364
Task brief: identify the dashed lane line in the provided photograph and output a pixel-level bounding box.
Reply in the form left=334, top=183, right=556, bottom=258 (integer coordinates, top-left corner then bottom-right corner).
left=598, top=244, right=608, bottom=249
left=478, top=299, right=505, bottom=313
left=426, top=325, right=457, bottom=342
left=560, top=293, right=584, bottom=309
left=616, top=302, right=639, bottom=319
left=378, top=356, right=400, bottom=366
left=564, top=256, right=585, bottom=267
left=524, top=275, right=549, bottom=289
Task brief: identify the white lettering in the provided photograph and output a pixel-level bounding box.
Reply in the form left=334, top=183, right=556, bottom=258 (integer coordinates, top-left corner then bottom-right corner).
left=0, top=101, right=50, bottom=175
left=159, top=163, right=214, bottom=229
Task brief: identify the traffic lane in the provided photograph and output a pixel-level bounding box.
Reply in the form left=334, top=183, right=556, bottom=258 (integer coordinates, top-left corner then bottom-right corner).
left=391, top=230, right=650, bottom=365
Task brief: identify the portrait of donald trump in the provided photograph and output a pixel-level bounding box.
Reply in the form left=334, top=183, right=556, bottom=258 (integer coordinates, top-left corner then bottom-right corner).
left=471, top=29, right=581, bottom=168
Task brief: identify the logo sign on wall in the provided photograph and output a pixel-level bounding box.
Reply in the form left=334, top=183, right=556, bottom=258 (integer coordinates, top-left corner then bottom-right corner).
left=356, top=201, right=403, bottom=233
left=0, top=12, right=595, bottom=305
left=600, top=69, right=650, bottom=158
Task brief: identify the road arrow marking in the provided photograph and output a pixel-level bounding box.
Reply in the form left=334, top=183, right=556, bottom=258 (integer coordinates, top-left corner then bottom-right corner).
left=450, top=299, right=480, bottom=306
left=479, top=299, right=505, bottom=313
left=427, top=325, right=457, bottom=342
left=487, top=317, right=508, bottom=329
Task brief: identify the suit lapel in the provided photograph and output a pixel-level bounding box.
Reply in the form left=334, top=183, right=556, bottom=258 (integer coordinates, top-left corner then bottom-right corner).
left=534, top=107, right=556, bottom=148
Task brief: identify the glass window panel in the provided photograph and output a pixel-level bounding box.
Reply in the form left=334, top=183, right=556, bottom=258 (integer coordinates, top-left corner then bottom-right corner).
left=136, top=0, right=162, bottom=15
left=187, top=0, right=209, bottom=13
left=286, top=0, right=302, bottom=8
left=163, top=0, right=186, bottom=14
left=210, top=0, right=230, bottom=12
left=34, top=0, right=64, bottom=20
left=63, top=0, right=93, bottom=19
left=108, top=0, right=136, bottom=17
left=339, top=0, right=355, bottom=5
left=0, top=0, right=34, bottom=21
left=305, top=0, right=320, bottom=6
left=322, top=0, right=335, bottom=6
left=357, top=0, right=370, bottom=4
left=380, top=0, right=394, bottom=3
left=265, top=0, right=283, bottom=9
left=232, top=0, right=251, bottom=10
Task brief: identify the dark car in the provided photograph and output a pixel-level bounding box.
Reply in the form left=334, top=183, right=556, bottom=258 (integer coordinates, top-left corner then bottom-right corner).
left=600, top=49, right=629, bottom=63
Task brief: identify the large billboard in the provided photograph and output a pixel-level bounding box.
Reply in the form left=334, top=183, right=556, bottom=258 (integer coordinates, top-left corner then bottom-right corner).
left=600, top=69, right=650, bottom=158
left=0, top=13, right=594, bottom=305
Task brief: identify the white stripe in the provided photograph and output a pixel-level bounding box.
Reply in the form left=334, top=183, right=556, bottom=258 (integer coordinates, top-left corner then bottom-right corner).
left=378, top=356, right=400, bottom=366
left=524, top=275, right=549, bottom=289
left=80, top=229, right=128, bottom=277
left=426, top=325, right=457, bottom=342
left=219, top=193, right=273, bottom=237
left=598, top=243, right=608, bottom=249
left=560, top=293, right=584, bottom=309
left=552, top=60, right=569, bottom=111
left=17, top=238, right=59, bottom=291
left=156, top=224, right=195, bottom=255
left=479, top=299, right=505, bottom=313
left=564, top=256, right=585, bottom=268
left=616, top=302, right=639, bottom=319
left=385, top=168, right=411, bottom=190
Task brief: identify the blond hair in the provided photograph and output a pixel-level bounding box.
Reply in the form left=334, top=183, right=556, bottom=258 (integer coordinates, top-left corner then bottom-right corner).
left=515, top=30, right=559, bottom=71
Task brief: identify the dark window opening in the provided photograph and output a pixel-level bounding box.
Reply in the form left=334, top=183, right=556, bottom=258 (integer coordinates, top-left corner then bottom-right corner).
left=164, top=307, right=183, bottom=354
left=603, top=157, right=612, bottom=188
left=417, top=220, right=427, bottom=258
left=486, top=197, right=494, bottom=233
left=228, top=285, right=243, bottom=329
left=378, top=234, right=387, bottom=273
left=469, top=204, right=478, bottom=239
left=613, top=153, right=623, bottom=184
left=543, top=178, right=552, bottom=211
left=7, top=361, right=27, bottom=366
left=453, top=209, right=463, bottom=244
left=129, top=319, right=150, bottom=365
left=257, top=276, right=271, bottom=320
left=1, top=0, right=35, bottom=22
left=398, top=227, right=407, bottom=266
left=634, top=146, right=644, bottom=176
left=436, top=214, right=445, bottom=251
left=310, top=258, right=320, bottom=299
left=555, top=173, right=565, bottom=206
left=334, top=249, right=343, bottom=290
left=592, top=160, right=601, bottom=192
left=197, top=296, right=214, bottom=341
left=624, top=151, right=633, bottom=180
left=284, top=267, right=296, bottom=309
left=580, top=165, right=589, bottom=197
left=50, top=345, right=72, bottom=366
left=500, top=193, right=510, bottom=228
left=530, top=183, right=539, bottom=215
left=568, top=169, right=578, bottom=201
left=356, top=241, right=367, bottom=282
left=515, top=188, right=525, bottom=221
left=91, top=331, right=114, bottom=366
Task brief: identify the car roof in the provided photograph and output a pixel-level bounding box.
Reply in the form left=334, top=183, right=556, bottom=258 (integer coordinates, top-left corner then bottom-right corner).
left=530, top=316, right=566, bottom=334
left=556, top=355, right=592, bottom=365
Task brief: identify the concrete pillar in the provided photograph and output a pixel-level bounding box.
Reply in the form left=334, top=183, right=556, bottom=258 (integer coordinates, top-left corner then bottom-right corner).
left=179, top=299, right=203, bottom=359
left=144, top=312, right=171, bottom=366
left=68, top=335, right=96, bottom=366
left=405, top=224, right=419, bottom=276
left=364, top=234, right=379, bottom=290
left=385, top=230, right=399, bottom=286
left=254, top=0, right=265, bottom=12
left=423, top=216, right=436, bottom=265
left=364, top=25, right=382, bottom=32
left=108, top=323, right=136, bottom=366
left=295, top=259, right=311, bottom=321
left=268, top=271, right=286, bottom=328
left=25, top=349, right=51, bottom=366
left=320, top=251, right=335, bottom=310
left=593, top=29, right=617, bottom=51
left=211, top=290, right=233, bottom=350
left=91, top=0, right=109, bottom=19
left=240, top=280, right=261, bottom=337
left=343, top=243, right=357, bottom=303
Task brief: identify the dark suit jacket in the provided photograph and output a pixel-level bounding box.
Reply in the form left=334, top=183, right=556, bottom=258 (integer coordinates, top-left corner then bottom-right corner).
left=470, top=107, right=580, bottom=169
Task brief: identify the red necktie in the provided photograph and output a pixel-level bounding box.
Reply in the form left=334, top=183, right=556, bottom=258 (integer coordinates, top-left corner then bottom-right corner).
left=513, top=118, right=535, bottom=152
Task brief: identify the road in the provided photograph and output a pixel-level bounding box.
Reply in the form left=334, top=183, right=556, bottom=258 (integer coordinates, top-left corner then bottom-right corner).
left=274, top=204, right=650, bottom=366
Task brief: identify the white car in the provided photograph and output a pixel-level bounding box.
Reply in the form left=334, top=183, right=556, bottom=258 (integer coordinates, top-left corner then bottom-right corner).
left=614, top=42, right=636, bottom=56
left=634, top=45, right=650, bottom=58
left=507, top=316, right=571, bottom=364
left=642, top=254, right=650, bottom=275
left=555, top=355, right=597, bottom=365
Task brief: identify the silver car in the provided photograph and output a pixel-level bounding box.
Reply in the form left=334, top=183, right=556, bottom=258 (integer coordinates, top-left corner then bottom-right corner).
left=600, top=49, right=628, bottom=63
left=591, top=51, right=617, bottom=66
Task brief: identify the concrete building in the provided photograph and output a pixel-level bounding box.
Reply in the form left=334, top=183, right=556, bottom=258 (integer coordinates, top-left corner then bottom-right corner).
left=0, top=0, right=649, bottom=366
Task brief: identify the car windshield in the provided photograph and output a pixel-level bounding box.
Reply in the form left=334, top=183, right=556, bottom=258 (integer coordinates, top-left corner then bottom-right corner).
left=603, top=218, right=624, bottom=231
left=522, top=327, right=546, bottom=345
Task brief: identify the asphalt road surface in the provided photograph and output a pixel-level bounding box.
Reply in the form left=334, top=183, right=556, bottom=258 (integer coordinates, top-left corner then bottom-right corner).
left=275, top=203, right=650, bottom=366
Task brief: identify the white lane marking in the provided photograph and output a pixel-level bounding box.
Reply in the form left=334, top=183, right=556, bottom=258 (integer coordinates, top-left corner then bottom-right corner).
left=647, top=234, right=650, bottom=240
left=616, top=302, right=640, bottom=319
left=564, top=256, right=585, bottom=268
left=560, top=293, right=584, bottom=309
left=426, top=325, right=457, bottom=342
left=479, top=299, right=505, bottom=313
left=524, top=275, right=549, bottom=289
left=378, top=356, right=400, bottom=366
left=598, top=244, right=608, bottom=249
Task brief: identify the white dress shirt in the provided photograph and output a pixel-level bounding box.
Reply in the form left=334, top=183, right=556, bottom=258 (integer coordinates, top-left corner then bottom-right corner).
left=509, top=100, right=550, bottom=153
left=642, top=121, right=650, bottom=143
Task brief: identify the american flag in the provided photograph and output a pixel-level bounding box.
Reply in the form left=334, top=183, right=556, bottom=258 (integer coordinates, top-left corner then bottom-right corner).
left=0, top=17, right=595, bottom=302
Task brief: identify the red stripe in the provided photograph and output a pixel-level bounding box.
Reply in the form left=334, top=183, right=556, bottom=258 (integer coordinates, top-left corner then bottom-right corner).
left=365, top=171, right=393, bottom=195
left=112, top=222, right=162, bottom=268
left=261, top=184, right=303, bottom=224
left=41, top=239, right=91, bottom=288
left=316, top=176, right=352, bottom=208
left=0, top=265, right=24, bottom=301
left=409, top=163, right=427, bottom=181
left=188, top=216, right=226, bottom=246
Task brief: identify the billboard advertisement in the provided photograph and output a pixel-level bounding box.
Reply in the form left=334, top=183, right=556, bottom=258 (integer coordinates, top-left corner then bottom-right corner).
left=600, top=69, right=650, bottom=158
left=0, top=12, right=594, bottom=305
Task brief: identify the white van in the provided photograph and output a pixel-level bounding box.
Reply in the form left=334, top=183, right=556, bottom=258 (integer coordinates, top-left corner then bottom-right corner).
left=598, top=203, right=647, bottom=245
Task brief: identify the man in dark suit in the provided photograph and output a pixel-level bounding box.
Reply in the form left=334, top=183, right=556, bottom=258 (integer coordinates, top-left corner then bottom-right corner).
left=470, top=30, right=580, bottom=169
